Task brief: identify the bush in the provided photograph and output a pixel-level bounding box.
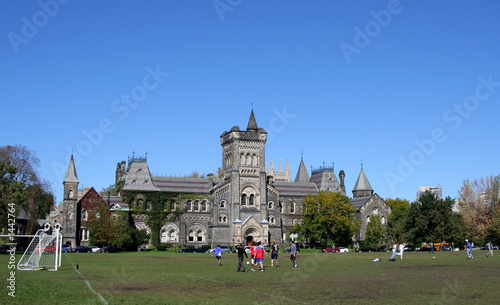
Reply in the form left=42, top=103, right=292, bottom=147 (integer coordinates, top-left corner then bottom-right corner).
left=157, top=244, right=169, bottom=251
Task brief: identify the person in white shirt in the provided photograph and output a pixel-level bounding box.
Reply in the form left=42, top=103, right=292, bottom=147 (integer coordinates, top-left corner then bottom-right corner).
left=399, top=243, right=405, bottom=259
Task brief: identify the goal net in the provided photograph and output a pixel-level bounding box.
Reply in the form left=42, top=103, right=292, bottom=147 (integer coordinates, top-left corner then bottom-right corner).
left=17, top=225, right=62, bottom=271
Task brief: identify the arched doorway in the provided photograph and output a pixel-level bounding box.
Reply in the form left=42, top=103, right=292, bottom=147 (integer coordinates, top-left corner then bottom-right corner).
left=246, top=235, right=254, bottom=246
left=244, top=227, right=259, bottom=246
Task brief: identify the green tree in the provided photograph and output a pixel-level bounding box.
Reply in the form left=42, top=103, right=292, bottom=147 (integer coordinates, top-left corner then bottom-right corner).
left=361, top=215, right=385, bottom=249
left=385, top=198, right=410, bottom=243
left=0, top=160, right=26, bottom=232
left=297, top=191, right=359, bottom=247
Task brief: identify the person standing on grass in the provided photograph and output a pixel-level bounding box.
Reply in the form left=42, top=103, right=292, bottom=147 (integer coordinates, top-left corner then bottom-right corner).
left=290, top=240, right=297, bottom=267
left=465, top=239, right=473, bottom=259
left=399, top=243, right=405, bottom=260
left=212, top=245, right=223, bottom=266
left=429, top=241, right=434, bottom=253
left=270, top=241, right=279, bottom=267
left=389, top=244, right=398, bottom=261
left=235, top=243, right=248, bottom=272
left=486, top=240, right=494, bottom=258
left=250, top=242, right=257, bottom=270
left=253, top=242, right=266, bottom=272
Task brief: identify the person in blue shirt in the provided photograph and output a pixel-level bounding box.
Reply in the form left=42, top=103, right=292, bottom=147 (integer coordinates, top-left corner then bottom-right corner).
left=465, top=239, right=473, bottom=259
left=290, top=241, right=297, bottom=267
left=212, top=245, right=223, bottom=266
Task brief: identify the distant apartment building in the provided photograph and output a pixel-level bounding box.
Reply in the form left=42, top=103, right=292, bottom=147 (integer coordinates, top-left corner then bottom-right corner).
left=416, top=184, right=442, bottom=202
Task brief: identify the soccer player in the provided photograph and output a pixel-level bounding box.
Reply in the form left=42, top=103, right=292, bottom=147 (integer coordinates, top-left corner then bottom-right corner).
left=254, top=242, right=266, bottom=271
left=270, top=241, right=279, bottom=267
left=235, top=243, right=248, bottom=272
left=465, top=239, right=473, bottom=259
left=290, top=240, right=297, bottom=267
left=250, top=242, right=257, bottom=270
left=212, top=245, right=223, bottom=266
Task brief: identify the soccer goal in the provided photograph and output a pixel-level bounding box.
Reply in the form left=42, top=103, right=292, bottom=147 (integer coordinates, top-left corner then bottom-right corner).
left=17, top=224, right=62, bottom=271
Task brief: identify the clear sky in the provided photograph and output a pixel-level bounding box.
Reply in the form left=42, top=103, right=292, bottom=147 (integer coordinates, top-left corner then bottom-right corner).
left=1, top=1, right=499, bottom=205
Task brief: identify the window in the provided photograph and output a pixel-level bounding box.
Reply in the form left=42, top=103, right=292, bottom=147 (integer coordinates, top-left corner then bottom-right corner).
left=69, top=189, right=74, bottom=199
left=220, top=200, right=226, bottom=209
left=138, top=199, right=144, bottom=209
left=381, top=216, right=386, bottom=225
left=249, top=194, right=255, bottom=206
left=188, top=231, right=195, bottom=242
left=246, top=154, right=251, bottom=165
left=240, top=153, right=245, bottom=165
left=252, top=154, right=258, bottom=166
left=290, top=202, right=296, bottom=214
left=197, top=231, right=203, bottom=242
left=169, top=230, right=177, bottom=242
left=186, top=200, right=192, bottom=211
left=280, top=204, right=284, bottom=214
left=373, top=208, right=378, bottom=215
left=201, top=200, right=208, bottom=212
left=146, top=201, right=151, bottom=210
left=81, top=210, right=88, bottom=221
left=366, top=215, right=370, bottom=223
left=268, top=216, right=275, bottom=224
left=218, top=214, right=228, bottom=224
left=161, top=230, right=168, bottom=243
left=170, top=201, right=176, bottom=211
left=241, top=194, right=247, bottom=206
left=268, top=202, right=274, bottom=210
left=194, top=200, right=200, bottom=212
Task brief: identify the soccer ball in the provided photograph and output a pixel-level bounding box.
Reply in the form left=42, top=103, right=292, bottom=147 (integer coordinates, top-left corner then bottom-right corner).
left=433, top=257, right=435, bottom=259
left=246, top=261, right=250, bottom=265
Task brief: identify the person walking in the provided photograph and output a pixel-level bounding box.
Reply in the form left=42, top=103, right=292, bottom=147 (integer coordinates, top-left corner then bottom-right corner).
left=465, top=239, right=473, bottom=259
left=212, top=245, right=223, bottom=266
left=235, top=243, right=249, bottom=272
left=254, top=242, right=266, bottom=271
left=270, top=241, right=280, bottom=267
left=250, top=243, right=257, bottom=271
left=290, top=241, right=297, bottom=267
left=429, top=241, right=434, bottom=254
left=486, top=240, right=494, bottom=258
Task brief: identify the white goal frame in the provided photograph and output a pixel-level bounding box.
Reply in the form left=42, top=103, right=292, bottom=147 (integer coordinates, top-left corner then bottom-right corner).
left=17, top=224, right=62, bottom=271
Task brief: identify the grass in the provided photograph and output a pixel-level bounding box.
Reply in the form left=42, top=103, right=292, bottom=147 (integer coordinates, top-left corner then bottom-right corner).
left=1, top=249, right=499, bottom=304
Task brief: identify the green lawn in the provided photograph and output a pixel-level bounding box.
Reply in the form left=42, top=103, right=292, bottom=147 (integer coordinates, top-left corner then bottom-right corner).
left=1, top=249, right=499, bottom=304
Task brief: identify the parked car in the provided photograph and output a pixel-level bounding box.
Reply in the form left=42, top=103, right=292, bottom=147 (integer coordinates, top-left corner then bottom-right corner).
left=74, top=246, right=92, bottom=253
left=356, top=247, right=374, bottom=252
left=61, top=245, right=72, bottom=253
left=220, top=246, right=232, bottom=253
left=471, top=246, right=480, bottom=251
left=90, top=246, right=102, bottom=253
left=104, top=246, right=121, bottom=253
left=178, top=247, right=197, bottom=253
left=322, top=247, right=339, bottom=253
left=338, top=247, right=349, bottom=253
left=403, top=245, right=415, bottom=252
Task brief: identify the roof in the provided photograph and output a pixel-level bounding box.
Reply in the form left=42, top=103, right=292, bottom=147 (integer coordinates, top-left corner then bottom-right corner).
left=64, top=155, right=79, bottom=183
left=122, top=161, right=160, bottom=192
left=153, top=176, right=212, bottom=193
left=309, top=170, right=344, bottom=194
left=350, top=196, right=371, bottom=210
left=273, top=181, right=318, bottom=197
left=247, top=109, right=258, bottom=131
left=294, top=158, right=310, bottom=183
left=353, top=168, right=373, bottom=192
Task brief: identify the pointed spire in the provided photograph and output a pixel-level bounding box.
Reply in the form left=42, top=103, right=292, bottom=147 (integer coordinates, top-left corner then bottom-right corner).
left=247, top=109, right=258, bottom=131
left=279, top=159, right=283, bottom=172
left=269, top=157, right=275, bottom=174
left=295, top=158, right=310, bottom=182
left=352, top=167, right=373, bottom=198
left=64, top=154, right=79, bottom=183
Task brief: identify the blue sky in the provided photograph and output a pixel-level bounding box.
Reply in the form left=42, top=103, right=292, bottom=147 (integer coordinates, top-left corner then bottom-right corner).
left=1, top=1, right=499, bottom=205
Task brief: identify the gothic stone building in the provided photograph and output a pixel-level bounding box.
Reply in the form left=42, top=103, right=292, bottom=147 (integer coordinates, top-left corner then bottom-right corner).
left=62, top=111, right=390, bottom=247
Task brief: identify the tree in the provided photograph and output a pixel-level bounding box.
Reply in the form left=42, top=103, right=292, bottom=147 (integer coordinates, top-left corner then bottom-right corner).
left=297, top=191, right=359, bottom=247
left=361, top=215, right=385, bottom=249
left=0, top=145, right=55, bottom=234
left=385, top=198, right=410, bottom=243
left=458, top=175, right=500, bottom=245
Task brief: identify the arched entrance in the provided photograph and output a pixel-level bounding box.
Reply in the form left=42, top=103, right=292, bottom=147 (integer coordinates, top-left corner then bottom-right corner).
left=246, top=235, right=254, bottom=246
left=244, top=227, right=259, bottom=246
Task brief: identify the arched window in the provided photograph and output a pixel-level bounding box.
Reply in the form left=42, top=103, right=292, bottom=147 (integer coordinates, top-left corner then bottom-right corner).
left=241, top=194, right=247, bottom=206
left=366, top=215, right=370, bottom=223
left=249, top=194, right=255, bottom=206
left=268, top=216, right=275, bottom=224
left=268, top=201, right=274, bottom=210
left=373, top=208, right=378, bottom=215
left=197, top=231, right=204, bottom=242
left=194, top=200, right=200, bottom=212
left=69, top=189, right=74, bottom=199
left=252, top=154, right=258, bottom=166
left=170, top=201, right=176, bottom=211
left=188, top=230, right=195, bottom=242
left=240, top=153, right=245, bottom=165
left=201, top=200, right=208, bottom=212
left=169, top=230, right=177, bottom=242
left=161, top=230, right=168, bottom=243
left=290, top=202, right=295, bottom=214
left=186, top=200, right=192, bottom=211
left=280, top=204, right=284, bottom=214
left=218, top=215, right=228, bottom=224
left=81, top=210, right=88, bottom=221
left=381, top=216, right=386, bottom=225
left=220, top=200, right=226, bottom=209
left=138, top=199, right=144, bottom=209
left=246, top=154, right=251, bottom=165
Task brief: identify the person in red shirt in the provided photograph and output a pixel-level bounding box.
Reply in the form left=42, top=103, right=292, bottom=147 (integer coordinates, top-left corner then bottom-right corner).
left=253, top=242, right=267, bottom=272
left=250, top=243, right=256, bottom=270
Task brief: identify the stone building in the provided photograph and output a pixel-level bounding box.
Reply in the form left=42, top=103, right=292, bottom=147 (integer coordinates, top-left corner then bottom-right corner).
left=62, top=111, right=390, bottom=247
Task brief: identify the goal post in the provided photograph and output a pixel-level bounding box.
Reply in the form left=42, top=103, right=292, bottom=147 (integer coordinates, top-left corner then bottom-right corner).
left=17, top=224, right=63, bottom=271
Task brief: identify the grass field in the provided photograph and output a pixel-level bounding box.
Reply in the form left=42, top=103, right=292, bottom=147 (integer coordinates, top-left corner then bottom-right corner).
left=1, top=249, right=499, bottom=304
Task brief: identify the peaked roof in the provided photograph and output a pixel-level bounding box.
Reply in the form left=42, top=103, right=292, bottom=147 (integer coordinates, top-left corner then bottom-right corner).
left=247, top=109, right=258, bottom=131
left=64, top=155, right=79, bottom=183
left=310, top=169, right=344, bottom=194
left=122, top=160, right=160, bottom=192
left=353, top=168, right=373, bottom=192
left=294, top=158, right=310, bottom=182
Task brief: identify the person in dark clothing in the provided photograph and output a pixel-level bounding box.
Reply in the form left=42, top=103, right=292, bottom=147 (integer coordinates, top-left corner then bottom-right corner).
left=235, top=243, right=249, bottom=272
